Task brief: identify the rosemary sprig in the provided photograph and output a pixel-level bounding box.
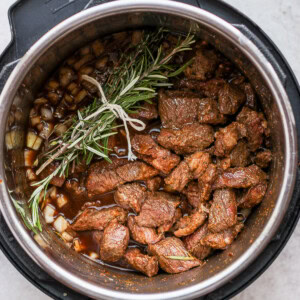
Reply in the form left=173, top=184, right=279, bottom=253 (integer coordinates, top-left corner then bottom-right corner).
left=26, top=29, right=195, bottom=232
left=165, top=256, right=196, bottom=261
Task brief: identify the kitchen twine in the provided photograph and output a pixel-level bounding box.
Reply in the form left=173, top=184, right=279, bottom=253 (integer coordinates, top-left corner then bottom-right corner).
left=76, top=75, right=146, bottom=160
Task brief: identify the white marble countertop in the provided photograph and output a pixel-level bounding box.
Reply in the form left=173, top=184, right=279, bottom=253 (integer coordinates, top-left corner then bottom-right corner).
left=0, top=0, right=299, bottom=299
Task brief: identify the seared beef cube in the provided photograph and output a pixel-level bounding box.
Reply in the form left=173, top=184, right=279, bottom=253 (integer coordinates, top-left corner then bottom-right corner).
left=213, top=164, right=268, bottom=189
left=185, top=151, right=211, bottom=179
left=201, top=223, right=244, bottom=249
left=229, top=140, right=250, bottom=167
left=208, top=189, right=237, bottom=233
left=214, top=122, right=247, bottom=157
left=238, top=182, right=268, bottom=208
left=146, top=176, right=162, bottom=192
left=71, top=207, right=127, bottom=231
left=158, top=90, right=199, bottom=129
left=218, top=83, right=246, bottom=115
left=198, top=181, right=212, bottom=203
left=165, top=161, right=192, bottom=192
left=217, top=157, right=231, bottom=170
left=243, top=83, right=257, bottom=110
left=132, top=134, right=180, bottom=174
left=255, top=150, right=272, bottom=168
left=157, top=124, right=214, bottom=155
left=127, top=216, right=163, bottom=245
left=100, top=220, right=129, bottom=262
left=197, top=98, right=227, bottom=124
left=157, top=207, right=182, bottom=234
left=200, top=163, right=218, bottom=183
left=124, top=248, right=159, bottom=277
left=183, top=223, right=212, bottom=260
left=116, top=162, right=159, bottom=182
left=40, top=163, right=65, bottom=187
left=86, top=160, right=159, bottom=196
left=65, top=179, right=86, bottom=197
left=135, top=192, right=180, bottom=228
left=176, top=78, right=225, bottom=99
left=92, top=230, right=103, bottom=244
left=183, top=182, right=202, bottom=208
left=114, top=183, right=147, bottom=213
left=148, top=237, right=202, bottom=274
left=174, top=209, right=207, bottom=237
left=184, top=48, right=219, bottom=81
left=237, top=107, right=268, bottom=152
left=165, top=152, right=210, bottom=192
left=130, top=101, right=158, bottom=121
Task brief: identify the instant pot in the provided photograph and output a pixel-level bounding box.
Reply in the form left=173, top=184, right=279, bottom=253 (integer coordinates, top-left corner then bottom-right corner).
left=0, top=0, right=299, bottom=299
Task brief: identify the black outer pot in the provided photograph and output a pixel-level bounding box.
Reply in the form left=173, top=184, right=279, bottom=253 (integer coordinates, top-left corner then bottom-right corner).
left=0, top=0, right=299, bottom=299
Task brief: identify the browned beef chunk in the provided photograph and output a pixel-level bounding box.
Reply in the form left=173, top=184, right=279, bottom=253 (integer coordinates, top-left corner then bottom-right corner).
left=127, top=216, right=163, bottom=245
left=116, top=162, right=159, bottom=182
left=255, top=150, right=272, bottom=168
left=71, top=207, right=127, bottom=231
left=124, top=248, right=159, bottom=277
left=158, top=90, right=199, bottom=129
left=238, top=182, right=268, bottom=208
left=201, top=223, right=244, bottom=249
left=218, top=83, right=246, bottom=115
left=165, top=161, right=192, bottom=192
left=208, top=189, right=237, bottom=233
left=148, top=237, right=201, bottom=273
left=157, top=124, right=214, bottom=155
left=146, top=176, right=162, bottom=192
left=165, top=152, right=211, bottom=192
left=200, top=163, right=218, bottom=183
left=64, top=179, right=86, bottom=197
left=217, top=157, right=231, bottom=170
left=100, top=220, right=129, bottom=262
left=130, top=101, right=158, bottom=121
left=237, top=107, right=267, bottom=152
left=132, top=135, right=180, bottom=174
left=183, top=223, right=212, bottom=260
left=183, top=182, right=201, bottom=208
left=40, top=163, right=65, bottom=187
left=174, top=208, right=207, bottom=237
left=184, top=48, right=219, bottom=81
left=197, top=98, right=227, bottom=124
left=176, top=78, right=225, bottom=99
left=185, top=151, right=211, bottom=179
left=135, top=192, right=180, bottom=228
left=214, top=122, right=247, bottom=157
left=229, top=140, right=250, bottom=167
left=92, top=230, right=103, bottom=244
left=212, top=164, right=268, bottom=189
left=114, top=183, right=147, bottom=213
left=157, top=207, right=182, bottom=234
left=243, top=83, right=257, bottom=110
left=86, top=160, right=159, bottom=196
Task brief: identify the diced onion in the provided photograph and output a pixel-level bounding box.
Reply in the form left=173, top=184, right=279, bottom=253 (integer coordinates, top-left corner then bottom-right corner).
left=34, top=97, right=48, bottom=105
left=39, top=122, right=54, bottom=139
left=92, top=40, right=104, bottom=57
left=49, top=186, right=57, bottom=200
left=57, top=194, right=68, bottom=208
left=54, top=123, right=68, bottom=136
left=26, top=168, right=37, bottom=181
left=46, top=80, right=60, bottom=91
left=34, top=234, right=47, bottom=249
left=53, top=216, right=68, bottom=233
left=62, top=231, right=74, bottom=242
left=43, top=205, right=55, bottom=224
left=41, top=106, right=53, bottom=121
left=72, top=238, right=86, bottom=252
left=74, top=89, right=87, bottom=104
left=73, top=54, right=94, bottom=70
left=5, top=130, right=24, bottom=150
left=95, top=56, right=108, bottom=69
left=24, top=149, right=37, bottom=167
left=30, top=116, right=41, bottom=127
left=26, top=131, right=43, bottom=150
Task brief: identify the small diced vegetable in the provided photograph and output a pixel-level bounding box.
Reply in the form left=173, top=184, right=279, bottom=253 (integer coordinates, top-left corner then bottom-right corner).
left=24, top=149, right=37, bottom=167
left=73, top=54, right=94, bottom=70
left=26, top=131, right=43, bottom=150
left=26, top=168, right=37, bottom=181
left=30, top=116, right=41, bottom=127
left=92, top=40, right=104, bottom=57
left=49, top=186, right=57, bottom=200
left=80, top=45, right=91, bottom=56
left=39, top=122, right=54, bottom=139
left=74, top=89, right=87, bottom=104
left=53, top=216, right=68, bottom=233
left=57, top=194, right=68, bottom=208
left=47, top=92, right=60, bottom=105
left=62, top=231, right=74, bottom=243
left=59, top=67, right=75, bottom=87
left=34, top=97, right=48, bottom=105
left=41, top=106, right=53, bottom=121
left=95, top=56, right=108, bottom=69
left=54, top=123, right=68, bottom=136
left=46, top=80, right=60, bottom=91
left=72, top=238, right=86, bottom=252
left=34, top=234, right=47, bottom=249
left=5, top=130, right=24, bottom=150
left=44, top=205, right=56, bottom=224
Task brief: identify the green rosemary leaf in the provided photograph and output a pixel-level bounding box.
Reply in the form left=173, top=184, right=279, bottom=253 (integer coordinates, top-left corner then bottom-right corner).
left=165, top=256, right=196, bottom=261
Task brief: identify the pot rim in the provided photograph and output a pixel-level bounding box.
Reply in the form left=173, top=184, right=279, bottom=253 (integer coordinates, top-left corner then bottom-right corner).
left=0, top=1, right=297, bottom=299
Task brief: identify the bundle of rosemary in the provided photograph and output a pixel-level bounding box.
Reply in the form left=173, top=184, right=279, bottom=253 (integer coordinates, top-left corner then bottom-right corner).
left=23, top=28, right=195, bottom=232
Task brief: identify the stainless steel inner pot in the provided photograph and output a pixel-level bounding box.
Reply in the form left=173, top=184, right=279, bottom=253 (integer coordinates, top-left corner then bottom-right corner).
left=0, top=1, right=298, bottom=299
